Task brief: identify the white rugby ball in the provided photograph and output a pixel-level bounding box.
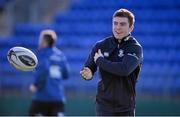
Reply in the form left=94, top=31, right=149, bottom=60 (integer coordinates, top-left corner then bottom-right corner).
left=7, top=47, right=38, bottom=71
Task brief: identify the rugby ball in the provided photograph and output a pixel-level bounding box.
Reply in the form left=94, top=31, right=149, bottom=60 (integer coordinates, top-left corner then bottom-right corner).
left=7, top=47, right=38, bottom=71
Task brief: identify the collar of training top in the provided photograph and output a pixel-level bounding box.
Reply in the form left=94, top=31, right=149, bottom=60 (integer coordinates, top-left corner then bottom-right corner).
left=112, top=33, right=131, bottom=45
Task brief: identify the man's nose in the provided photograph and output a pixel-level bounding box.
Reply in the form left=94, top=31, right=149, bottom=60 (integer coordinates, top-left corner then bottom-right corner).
left=116, top=26, right=121, bottom=30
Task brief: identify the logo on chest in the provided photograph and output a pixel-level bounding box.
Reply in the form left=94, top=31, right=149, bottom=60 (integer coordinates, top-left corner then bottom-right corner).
left=118, top=49, right=124, bottom=57
left=103, top=52, right=109, bottom=57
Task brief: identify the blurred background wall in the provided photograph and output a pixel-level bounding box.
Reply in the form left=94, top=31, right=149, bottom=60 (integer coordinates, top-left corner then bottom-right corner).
left=0, top=0, right=180, bottom=115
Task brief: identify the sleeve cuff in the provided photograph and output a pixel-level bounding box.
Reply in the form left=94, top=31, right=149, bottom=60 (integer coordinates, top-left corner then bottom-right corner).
left=96, top=57, right=104, bottom=65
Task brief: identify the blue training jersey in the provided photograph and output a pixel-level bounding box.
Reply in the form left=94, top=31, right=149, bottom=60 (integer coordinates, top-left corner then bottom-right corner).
left=32, top=47, right=69, bottom=102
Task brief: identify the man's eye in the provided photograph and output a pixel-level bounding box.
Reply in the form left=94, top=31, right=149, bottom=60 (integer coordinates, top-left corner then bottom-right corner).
left=114, top=22, right=118, bottom=25
left=120, top=23, right=127, bottom=26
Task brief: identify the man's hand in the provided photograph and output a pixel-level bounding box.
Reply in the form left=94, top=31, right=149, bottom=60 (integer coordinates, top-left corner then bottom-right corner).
left=80, top=67, right=93, bottom=80
left=29, top=84, right=37, bottom=93
left=94, top=49, right=104, bottom=63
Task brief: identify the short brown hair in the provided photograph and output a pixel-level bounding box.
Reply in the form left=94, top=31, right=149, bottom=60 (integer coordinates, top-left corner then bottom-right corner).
left=39, top=29, right=57, bottom=47
left=43, top=34, right=55, bottom=47
left=113, top=8, right=135, bottom=27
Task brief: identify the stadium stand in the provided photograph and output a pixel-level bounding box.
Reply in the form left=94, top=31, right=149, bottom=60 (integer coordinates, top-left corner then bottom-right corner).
left=0, top=0, right=180, bottom=96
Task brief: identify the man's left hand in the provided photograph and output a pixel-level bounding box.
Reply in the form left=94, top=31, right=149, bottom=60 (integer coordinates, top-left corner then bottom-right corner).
left=94, top=49, right=104, bottom=63
left=29, top=84, right=37, bottom=93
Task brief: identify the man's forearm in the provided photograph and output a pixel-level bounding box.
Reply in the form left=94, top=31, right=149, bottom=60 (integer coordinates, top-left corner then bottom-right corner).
left=96, top=56, right=139, bottom=77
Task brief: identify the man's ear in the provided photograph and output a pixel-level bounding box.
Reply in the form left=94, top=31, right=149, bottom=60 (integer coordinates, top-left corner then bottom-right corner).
left=129, top=25, right=134, bottom=32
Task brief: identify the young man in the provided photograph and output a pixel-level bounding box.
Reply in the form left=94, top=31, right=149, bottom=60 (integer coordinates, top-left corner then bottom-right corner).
left=29, top=29, right=69, bottom=116
left=80, top=9, right=143, bottom=116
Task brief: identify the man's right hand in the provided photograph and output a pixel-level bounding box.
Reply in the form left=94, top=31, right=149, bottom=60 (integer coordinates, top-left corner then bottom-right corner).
left=80, top=67, right=93, bottom=80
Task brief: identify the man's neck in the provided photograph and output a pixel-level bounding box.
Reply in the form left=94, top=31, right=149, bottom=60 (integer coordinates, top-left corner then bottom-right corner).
left=118, top=39, right=122, bottom=43
left=118, top=33, right=131, bottom=43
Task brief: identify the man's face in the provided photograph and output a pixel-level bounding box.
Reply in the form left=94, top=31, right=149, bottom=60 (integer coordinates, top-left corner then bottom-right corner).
left=112, top=17, right=133, bottom=40
left=38, top=39, right=48, bottom=50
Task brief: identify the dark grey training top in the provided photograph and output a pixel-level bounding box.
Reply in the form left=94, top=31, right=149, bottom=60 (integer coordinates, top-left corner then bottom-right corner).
left=84, top=34, right=143, bottom=112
